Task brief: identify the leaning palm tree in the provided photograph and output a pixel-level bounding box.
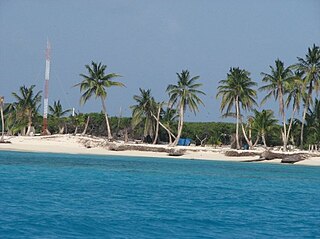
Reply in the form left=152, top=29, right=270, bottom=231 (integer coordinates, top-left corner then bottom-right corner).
left=295, top=44, right=320, bottom=149
left=131, top=88, right=157, bottom=141
left=0, top=96, right=4, bottom=142
left=252, top=109, right=278, bottom=148
left=11, top=85, right=42, bottom=136
left=49, top=100, right=71, bottom=134
left=167, top=70, right=205, bottom=146
left=217, top=67, right=257, bottom=149
left=75, top=61, right=124, bottom=140
left=259, top=59, right=293, bottom=151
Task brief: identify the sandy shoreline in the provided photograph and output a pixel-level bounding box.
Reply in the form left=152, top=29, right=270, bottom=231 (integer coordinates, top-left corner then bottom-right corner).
left=0, top=135, right=320, bottom=166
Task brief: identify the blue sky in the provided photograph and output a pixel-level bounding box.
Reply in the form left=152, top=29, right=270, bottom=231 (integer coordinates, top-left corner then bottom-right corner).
left=0, top=0, right=319, bottom=122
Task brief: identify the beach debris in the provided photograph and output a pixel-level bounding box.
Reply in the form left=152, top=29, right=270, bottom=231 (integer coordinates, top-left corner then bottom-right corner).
left=281, top=154, right=309, bottom=164
left=242, top=150, right=310, bottom=164
left=168, top=148, right=186, bottom=156
left=78, top=137, right=108, bottom=148
left=108, top=143, right=126, bottom=151
left=108, top=143, right=169, bottom=153
left=0, top=140, right=11, bottom=144
left=226, top=149, right=311, bottom=164
left=259, top=150, right=309, bottom=162
left=224, top=150, right=260, bottom=157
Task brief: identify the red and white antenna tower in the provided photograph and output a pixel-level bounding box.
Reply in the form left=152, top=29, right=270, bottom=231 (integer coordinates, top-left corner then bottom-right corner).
left=42, top=40, right=51, bottom=135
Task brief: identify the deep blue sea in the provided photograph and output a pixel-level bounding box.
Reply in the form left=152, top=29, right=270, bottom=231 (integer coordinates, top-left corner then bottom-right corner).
left=0, top=151, right=320, bottom=238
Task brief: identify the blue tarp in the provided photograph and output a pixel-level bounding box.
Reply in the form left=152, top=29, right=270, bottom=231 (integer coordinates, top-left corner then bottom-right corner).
left=177, top=138, right=191, bottom=146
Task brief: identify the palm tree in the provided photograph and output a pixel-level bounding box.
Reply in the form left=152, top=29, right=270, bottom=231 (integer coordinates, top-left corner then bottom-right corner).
left=11, top=85, right=42, bottom=136
left=75, top=61, right=124, bottom=140
left=49, top=100, right=71, bottom=134
left=217, top=67, right=257, bottom=149
left=167, top=70, right=205, bottom=146
left=295, top=44, right=320, bottom=149
left=252, top=109, right=278, bottom=148
left=259, top=59, right=293, bottom=151
left=0, top=96, right=4, bottom=142
left=285, top=71, right=305, bottom=146
left=131, top=88, right=157, bottom=141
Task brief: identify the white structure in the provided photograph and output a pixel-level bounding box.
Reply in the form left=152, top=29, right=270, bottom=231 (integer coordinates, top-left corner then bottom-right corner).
left=42, top=40, right=51, bottom=135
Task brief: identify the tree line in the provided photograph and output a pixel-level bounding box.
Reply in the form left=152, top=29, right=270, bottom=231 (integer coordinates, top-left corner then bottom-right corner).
left=1, top=44, right=319, bottom=151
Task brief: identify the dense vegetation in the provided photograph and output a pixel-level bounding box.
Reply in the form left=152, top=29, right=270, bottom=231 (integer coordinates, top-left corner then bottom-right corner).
left=1, top=44, right=319, bottom=151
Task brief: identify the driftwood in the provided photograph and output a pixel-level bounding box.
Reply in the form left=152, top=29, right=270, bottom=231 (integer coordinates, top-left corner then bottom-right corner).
left=108, top=143, right=186, bottom=156
left=225, top=150, right=261, bottom=157
left=108, top=143, right=168, bottom=153
left=78, top=137, right=108, bottom=148
left=79, top=137, right=187, bottom=156
left=0, top=140, right=11, bottom=144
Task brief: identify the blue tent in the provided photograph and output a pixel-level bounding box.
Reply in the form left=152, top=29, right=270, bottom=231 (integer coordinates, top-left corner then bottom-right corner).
left=177, top=138, right=191, bottom=146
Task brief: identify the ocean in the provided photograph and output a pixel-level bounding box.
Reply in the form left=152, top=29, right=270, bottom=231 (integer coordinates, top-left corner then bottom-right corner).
left=0, top=150, right=319, bottom=238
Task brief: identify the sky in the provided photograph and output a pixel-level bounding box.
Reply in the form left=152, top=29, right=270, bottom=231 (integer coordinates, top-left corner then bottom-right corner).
left=0, top=0, right=319, bottom=122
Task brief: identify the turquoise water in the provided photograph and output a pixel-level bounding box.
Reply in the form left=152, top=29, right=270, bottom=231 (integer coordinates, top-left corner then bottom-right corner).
left=0, top=151, right=320, bottom=238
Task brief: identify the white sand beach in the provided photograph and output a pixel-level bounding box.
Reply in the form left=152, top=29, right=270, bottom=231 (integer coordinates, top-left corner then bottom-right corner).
left=0, top=135, right=320, bottom=166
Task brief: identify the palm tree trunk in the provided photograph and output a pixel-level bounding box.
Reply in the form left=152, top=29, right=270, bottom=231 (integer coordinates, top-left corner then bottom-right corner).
left=74, top=126, right=78, bottom=135
left=101, top=97, right=112, bottom=140
left=82, top=116, right=90, bottom=135
left=300, top=106, right=307, bottom=149
left=168, top=132, right=172, bottom=144
left=235, top=96, right=240, bottom=149
left=26, top=114, right=32, bottom=136
left=240, top=122, right=253, bottom=149
left=153, top=105, right=161, bottom=144
left=59, top=125, right=65, bottom=134
left=282, top=127, right=288, bottom=151
left=279, top=90, right=287, bottom=151
left=239, top=114, right=253, bottom=149
left=286, top=106, right=297, bottom=146
left=151, top=113, right=176, bottom=141
left=21, top=127, right=26, bottom=136
left=262, top=133, right=267, bottom=148
left=172, top=102, right=184, bottom=146
left=253, top=136, right=260, bottom=147
left=300, top=83, right=312, bottom=149
left=0, top=104, right=4, bottom=142
left=248, top=122, right=252, bottom=146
